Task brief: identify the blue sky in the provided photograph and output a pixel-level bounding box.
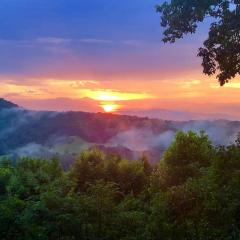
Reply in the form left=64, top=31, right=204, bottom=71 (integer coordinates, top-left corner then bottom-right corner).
left=0, top=0, right=160, bottom=40
left=2, top=0, right=239, bottom=119
left=0, top=0, right=208, bottom=78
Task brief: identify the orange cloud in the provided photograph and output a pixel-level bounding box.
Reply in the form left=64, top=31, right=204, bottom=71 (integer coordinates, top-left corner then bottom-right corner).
left=80, top=89, right=154, bottom=101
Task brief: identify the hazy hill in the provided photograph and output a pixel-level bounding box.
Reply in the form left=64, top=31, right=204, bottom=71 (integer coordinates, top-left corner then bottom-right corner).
left=0, top=99, right=240, bottom=162
left=0, top=98, right=18, bottom=109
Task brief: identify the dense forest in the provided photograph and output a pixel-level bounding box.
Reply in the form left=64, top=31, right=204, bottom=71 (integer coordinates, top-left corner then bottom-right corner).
left=1, top=131, right=240, bottom=240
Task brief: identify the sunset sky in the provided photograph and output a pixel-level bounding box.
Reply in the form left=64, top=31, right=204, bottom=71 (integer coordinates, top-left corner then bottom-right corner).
left=0, top=0, right=240, bottom=118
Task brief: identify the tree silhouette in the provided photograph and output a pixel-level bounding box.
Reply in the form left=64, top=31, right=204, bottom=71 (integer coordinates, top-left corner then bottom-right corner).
left=157, top=0, right=240, bottom=85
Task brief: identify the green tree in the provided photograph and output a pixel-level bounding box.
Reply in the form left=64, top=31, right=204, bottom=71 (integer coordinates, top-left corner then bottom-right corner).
left=148, top=131, right=215, bottom=239
left=7, top=158, right=63, bottom=200
left=82, top=180, right=120, bottom=240
left=158, top=131, right=213, bottom=189
left=71, top=148, right=105, bottom=192
left=118, top=159, right=148, bottom=195
left=0, top=158, right=13, bottom=195
left=0, top=196, right=26, bottom=240
left=1, top=132, right=240, bottom=239
left=20, top=178, right=85, bottom=240
left=202, top=143, right=240, bottom=239
left=116, top=194, right=147, bottom=240
left=157, top=0, right=240, bottom=85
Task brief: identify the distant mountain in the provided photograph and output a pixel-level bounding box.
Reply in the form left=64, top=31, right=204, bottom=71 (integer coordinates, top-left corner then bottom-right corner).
left=0, top=98, right=18, bottom=109
left=121, top=109, right=240, bottom=121
left=0, top=99, right=240, bottom=163
left=14, top=97, right=99, bottom=112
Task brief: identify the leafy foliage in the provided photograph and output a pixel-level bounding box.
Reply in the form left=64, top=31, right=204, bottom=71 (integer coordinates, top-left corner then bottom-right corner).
left=157, top=0, right=240, bottom=85
left=0, top=131, right=240, bottom=239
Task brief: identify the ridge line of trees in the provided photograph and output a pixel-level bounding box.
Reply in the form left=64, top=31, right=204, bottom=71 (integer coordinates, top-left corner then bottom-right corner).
left=0, top=131, right=240, bottom=239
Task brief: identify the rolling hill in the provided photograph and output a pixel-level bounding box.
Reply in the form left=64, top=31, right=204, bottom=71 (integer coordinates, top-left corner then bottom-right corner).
left=0, top=99, right=240, bottom=163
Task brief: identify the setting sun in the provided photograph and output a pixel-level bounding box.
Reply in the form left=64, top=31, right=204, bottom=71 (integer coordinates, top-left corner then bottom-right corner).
left=81, top=89, right=154, bottom=101
left=101, top=104, right=119, bottom=113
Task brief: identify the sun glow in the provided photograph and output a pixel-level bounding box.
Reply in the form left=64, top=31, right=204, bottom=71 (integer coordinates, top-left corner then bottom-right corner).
left=81, top=89, right=154, bottom=101
left=101, top=104, right=119, bottom=113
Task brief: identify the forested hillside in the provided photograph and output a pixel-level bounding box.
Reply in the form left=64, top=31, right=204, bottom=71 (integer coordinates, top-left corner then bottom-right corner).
left=1, top=131, right=240, bottom=240
left=1, top=99, right=240, bottom=163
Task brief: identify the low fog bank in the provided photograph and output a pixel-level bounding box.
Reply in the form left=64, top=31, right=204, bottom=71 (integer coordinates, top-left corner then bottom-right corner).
left=109, top=129, right=175, bottom=152
left=11, top=120, right=240, bottom=162
left=121, top=109, right=240, bottom=121
left=0, top=107, right=61, bottom=138
left=109, top=119, right=240, bottom=153
left=1, top=107, right=240, bottom=162
left=181, top=120, right=240, bottom=146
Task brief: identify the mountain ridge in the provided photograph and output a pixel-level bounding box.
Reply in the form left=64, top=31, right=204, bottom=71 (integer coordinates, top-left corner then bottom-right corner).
left=0, top=98, right=19, bottom=109
left=0, top=98, right=240, bottom=163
